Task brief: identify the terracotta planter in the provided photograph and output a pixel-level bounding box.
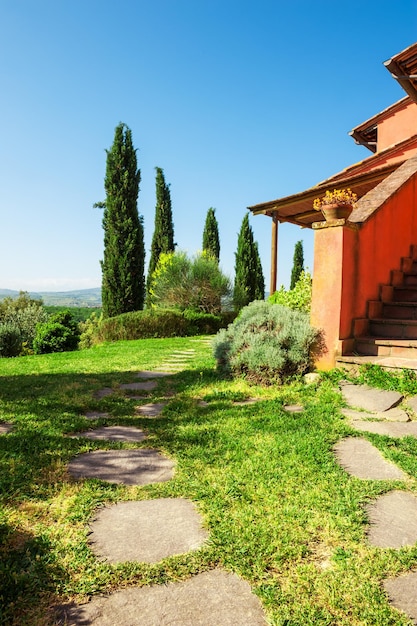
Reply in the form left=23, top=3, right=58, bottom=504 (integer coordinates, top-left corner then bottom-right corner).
left=321, top=202, right=353, bottom=221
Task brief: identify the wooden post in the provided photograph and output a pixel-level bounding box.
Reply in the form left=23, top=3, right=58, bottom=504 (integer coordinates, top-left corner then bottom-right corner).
left=270, top=213, right=278, bottom=295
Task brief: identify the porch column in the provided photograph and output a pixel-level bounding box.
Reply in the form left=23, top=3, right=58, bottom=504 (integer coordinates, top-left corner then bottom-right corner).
left=270, top=214, right=278, bottom=295
left=310, top=219, right=359, bottom=369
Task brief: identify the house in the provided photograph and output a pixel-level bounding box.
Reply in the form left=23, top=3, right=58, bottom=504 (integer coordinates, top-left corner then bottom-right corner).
left=248, top=42, right=417, bottom=370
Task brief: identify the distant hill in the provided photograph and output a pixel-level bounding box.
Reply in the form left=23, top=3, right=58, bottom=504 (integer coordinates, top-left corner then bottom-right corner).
left=0, top=288, right=102, bottom=307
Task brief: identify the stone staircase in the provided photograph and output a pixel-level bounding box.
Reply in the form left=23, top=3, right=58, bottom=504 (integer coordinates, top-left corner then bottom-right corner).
left=337, top=244, right=417, bottom=372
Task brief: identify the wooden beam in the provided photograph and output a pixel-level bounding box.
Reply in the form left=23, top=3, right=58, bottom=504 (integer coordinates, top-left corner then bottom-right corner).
left=270, top=214, right=278, bottom=295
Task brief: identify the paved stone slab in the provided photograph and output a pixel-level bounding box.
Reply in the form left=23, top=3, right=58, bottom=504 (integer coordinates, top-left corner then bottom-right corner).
left=93, top=387, right=114, bottom=399
left=55, top=568, right=267, bottom=625
left=135, top=402, right=166, bottom=418
left=68, top=449, right=175, bottom=485
left=384, top=572, right=417, bottom=624
left=84, top=411, right=111, bottom=421
left=71, top=426, right=147, bottom=442
left=406, top=395, right=417, bottom=416
left=342, top=407, right=410, bottom=423
left=0, top=422, right=13, bottom=435
left=284, top=404, right=304, bottom=413
left=366, top=490, right=417, bottom=548
left=89, top=498, right=208, bottom=564
left=333, top=437, right=407, bottom=480
left=120, top=381, right=158, bottom=392
left=135, top=370, right=171, bottom=379
left=340, top=383, right=403, bottom=413
left=348, top=418, right=417, bottom=438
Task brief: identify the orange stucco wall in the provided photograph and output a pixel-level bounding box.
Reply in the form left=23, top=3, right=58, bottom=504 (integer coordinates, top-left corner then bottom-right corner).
left=378, top=101, right=417, bottom=151
left=311, top=174, right=417, bottom=369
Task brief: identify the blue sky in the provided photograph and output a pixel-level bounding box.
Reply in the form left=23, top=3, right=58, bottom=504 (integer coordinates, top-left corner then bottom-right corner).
left=1, top=0, right=417, bottom=292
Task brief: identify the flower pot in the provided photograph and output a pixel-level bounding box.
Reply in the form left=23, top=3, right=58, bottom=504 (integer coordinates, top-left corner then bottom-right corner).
left=321, top=203, right=353, bottom=221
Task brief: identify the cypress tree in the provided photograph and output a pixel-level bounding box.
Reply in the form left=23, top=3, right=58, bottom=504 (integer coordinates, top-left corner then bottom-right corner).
left=233, top=213, right=264, bottom=310
left=146, top=167, right=175, bottom=297
left=253, top=241, right=265, bottom=300
left=290, top=240, right=304, bottom=290
left=202, top=207, right=220, bottom=262
left=100, top=123, right=145, bottom=318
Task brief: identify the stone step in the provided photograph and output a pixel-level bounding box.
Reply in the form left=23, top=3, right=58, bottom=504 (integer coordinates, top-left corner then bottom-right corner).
left=354, top=337, right=417, bottom=358
left=393, top=285, right=417, bottom=302
left=336, top=354, right=417, bottom=374
left=369, top=318, right=417, bottom=339
left=379, top=301, right=417, bottom=320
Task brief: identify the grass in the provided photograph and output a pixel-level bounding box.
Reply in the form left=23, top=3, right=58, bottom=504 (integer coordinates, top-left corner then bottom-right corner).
left=1, top=339, right=417, bottom=624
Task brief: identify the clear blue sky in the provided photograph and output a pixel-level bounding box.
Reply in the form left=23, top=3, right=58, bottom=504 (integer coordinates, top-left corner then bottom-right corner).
left=1, top=0, right=417, bottom=292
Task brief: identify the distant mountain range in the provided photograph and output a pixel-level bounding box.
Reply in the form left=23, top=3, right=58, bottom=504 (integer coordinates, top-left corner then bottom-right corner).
left=0, top=288, right=102, bottom=307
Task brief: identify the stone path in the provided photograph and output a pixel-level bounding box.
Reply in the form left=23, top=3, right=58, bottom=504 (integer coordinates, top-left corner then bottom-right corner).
left=68, top=449, right=175, bottom=485
left=56, top=569, right=267, bottom=626
left=0, top=422, right=13, bottom=435
left=61, top=362, right=268, bottom=624
left=337, top=382, right=417, bottom=623
left=88, top=498, right=208, bottom=563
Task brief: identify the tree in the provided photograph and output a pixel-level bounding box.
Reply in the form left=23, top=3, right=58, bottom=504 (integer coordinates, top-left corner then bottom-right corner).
left=99, top=123, right=145, bottom=318
left=202, top=207, right=220, bottom=262
left=146, top=167, right=175, bottom=298
left=290, top=240, right=304, bottom=290
left=233, top=213, right=265, bottom=311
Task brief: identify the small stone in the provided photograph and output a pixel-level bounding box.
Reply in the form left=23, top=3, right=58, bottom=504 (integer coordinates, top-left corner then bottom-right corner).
left=304, top=372, right=321, bottom=385
left=84, top=411, right=110, bottom=420
left=0, top=422, right=13, bottom=435
left=135, top=402, right=166, bottom=418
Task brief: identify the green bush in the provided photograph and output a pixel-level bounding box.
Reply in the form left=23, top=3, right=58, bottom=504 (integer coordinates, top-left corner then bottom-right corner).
left=268, top=271, right=312, bottom=313
left=95, top=308, right=231, bottom=343
left=33, top=310, right=80, bottom=354
left=149, top=251, right=231, bottom=314
left=3, top=304, right=49, bottom=352
left=213, top=300, right=324, bottom=385
left=0, top=323, right=22, bottom=357
left=78, top=312, right=103, bottom=349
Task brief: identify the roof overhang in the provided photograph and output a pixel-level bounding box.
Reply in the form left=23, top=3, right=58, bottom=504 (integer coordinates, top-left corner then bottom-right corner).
left=248, top=162, right=400, bottom=228
left=384, top=42, right=417, bottom=103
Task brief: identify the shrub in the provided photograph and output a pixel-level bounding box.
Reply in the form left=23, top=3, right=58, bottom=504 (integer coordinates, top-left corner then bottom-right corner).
left=149, top=251, right=231, bottom=314
left=213, top=300, right=324, bottom=385
left=33, top=310, right=80, bottom=354
left=78, top=312, right=103, bottom=349
left=268, top=271, right=312, bottom=313
left=3, top=304, right=49, bottom=352
left=0, top=324, right=22, bottom=357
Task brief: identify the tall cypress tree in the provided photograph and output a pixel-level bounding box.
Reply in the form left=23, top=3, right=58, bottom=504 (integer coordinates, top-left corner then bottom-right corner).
left=146, top=167, right=175, bottom=297
left=233, top=213, right=264, bottom=310
left=202, top=207, right=220, bottom=262
left=290, top=240, right=304, bottom=289
left=100, top=123, right=145, bottom=318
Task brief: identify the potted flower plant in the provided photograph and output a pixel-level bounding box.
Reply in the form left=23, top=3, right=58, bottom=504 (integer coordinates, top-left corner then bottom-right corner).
left=313, top=188, right=357, bottom=221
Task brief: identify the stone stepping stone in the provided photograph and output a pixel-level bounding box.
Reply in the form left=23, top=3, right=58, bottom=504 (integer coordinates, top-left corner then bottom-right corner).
left=340, top=383, right=403, bottom=413
left=70, top=426, right=147, bottom=442
left=406, top=395, right=417, bottom=416
left=366, top=490, right=417, bottom=548
left=348, top=417, right=417, bottom=438
left=0, top=422, right=14, bottom=435
left=135, top=402, right=166, bottom=418
left=84, top=411, right=110, bottom=421
left=55, top=568, right=267, bottom=625
left=342, top=407, right=410, bottom=422
left=93, top=387, right=114, bottom=399
left=135, top=370, right=171, bottom=379
left=384, top=572, right=417, bottom=624
left=89, top=498, right=208, bottom=564
left=333, top=437, right=407, bottom=480
left=284, top=404, right=304, bottom=413
left=68, top=449, right=175, bottom=485
left=120, top=381, right=158, bottom=392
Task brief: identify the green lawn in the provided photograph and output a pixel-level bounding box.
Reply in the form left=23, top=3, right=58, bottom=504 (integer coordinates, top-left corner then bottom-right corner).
left=1, top=338, right=417, bottom=625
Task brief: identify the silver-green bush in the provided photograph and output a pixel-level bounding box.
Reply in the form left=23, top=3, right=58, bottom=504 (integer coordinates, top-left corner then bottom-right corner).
left=213, top=300, right=325, bottom=384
